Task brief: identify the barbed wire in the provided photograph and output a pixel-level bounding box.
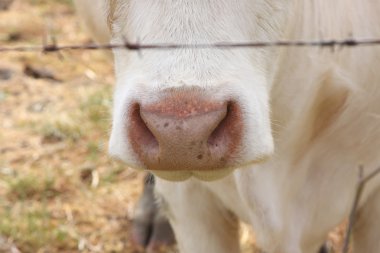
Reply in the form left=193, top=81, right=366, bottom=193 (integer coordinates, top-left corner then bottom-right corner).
left=342, top=166, right=380, bottom=253
left=1, top=38, right=380, bottom=53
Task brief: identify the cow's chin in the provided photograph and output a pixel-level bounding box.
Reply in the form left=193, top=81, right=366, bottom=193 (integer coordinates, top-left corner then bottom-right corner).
left=147, top=156, right=271, bottom=182
left=151, top=168, right=235, bottom=182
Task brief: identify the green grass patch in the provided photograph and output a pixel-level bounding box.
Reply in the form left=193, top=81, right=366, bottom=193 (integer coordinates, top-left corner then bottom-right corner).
left=0, top=90, right=8, bottom=102
left=7, top=175, right=60, bottom=201
left=0, top=207, right=76, bottom=252
left=86, top=141, right=103, bottom=162
left=29, top=0, right=73, bottom=6
left=40, top=120, right=83, bottom=143
left=81, top=87, right=112, bottom=130
left=102, top=165, right=127, bottom=184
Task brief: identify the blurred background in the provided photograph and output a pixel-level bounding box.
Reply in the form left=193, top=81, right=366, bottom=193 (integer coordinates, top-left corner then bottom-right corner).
left=0, top=0, right=147, bottom=252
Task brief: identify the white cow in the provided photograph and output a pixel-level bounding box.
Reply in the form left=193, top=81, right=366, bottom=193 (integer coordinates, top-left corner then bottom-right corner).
left=74, top=0, right=380, bottom=252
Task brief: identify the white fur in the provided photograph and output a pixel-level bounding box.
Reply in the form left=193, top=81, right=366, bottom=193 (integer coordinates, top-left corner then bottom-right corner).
left=73, top=0, right=110, bottom=44
left=75, top=0, right=380, bottom=252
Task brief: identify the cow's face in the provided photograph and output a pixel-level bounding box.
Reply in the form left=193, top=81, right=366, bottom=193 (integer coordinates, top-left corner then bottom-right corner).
left=108, top=1, right=289, bottom=181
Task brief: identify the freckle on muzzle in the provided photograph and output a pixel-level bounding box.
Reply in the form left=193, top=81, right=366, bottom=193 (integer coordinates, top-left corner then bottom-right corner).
left=128, top=88, right=243, bottom=172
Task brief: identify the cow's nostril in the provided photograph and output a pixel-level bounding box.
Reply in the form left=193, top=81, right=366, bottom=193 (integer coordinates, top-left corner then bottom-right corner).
left=207, top=102, right=241, bottom=159
left=208, top=102, right=233, bottom=148
left=129, top=104, right=159, bottom=159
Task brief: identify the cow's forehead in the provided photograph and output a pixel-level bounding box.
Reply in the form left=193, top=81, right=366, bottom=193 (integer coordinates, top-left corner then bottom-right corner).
left=109, top=0, right=289, bottom=40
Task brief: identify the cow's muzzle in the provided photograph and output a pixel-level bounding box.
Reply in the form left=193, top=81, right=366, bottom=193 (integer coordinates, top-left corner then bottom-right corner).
left=128, top=89, right=243, bottom=172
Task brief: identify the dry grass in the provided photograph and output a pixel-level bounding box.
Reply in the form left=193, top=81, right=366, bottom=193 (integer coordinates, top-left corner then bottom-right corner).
left=0, top=1, right=145, bottom=252
left=0, top=1, right=346, bottom=252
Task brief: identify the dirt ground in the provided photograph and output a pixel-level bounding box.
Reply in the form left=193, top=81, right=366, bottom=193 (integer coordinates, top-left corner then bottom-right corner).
left=0, top=1, right=347, bottom=253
